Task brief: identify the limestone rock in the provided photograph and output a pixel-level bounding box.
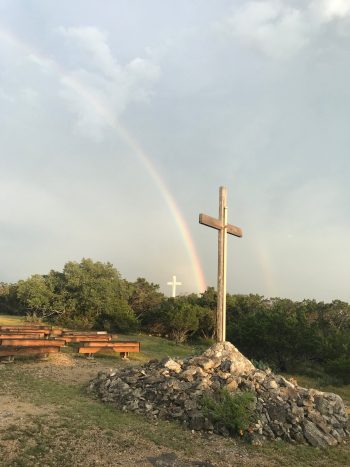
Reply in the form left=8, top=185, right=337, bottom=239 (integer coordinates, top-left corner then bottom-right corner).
left=163, top=357, right=182, bottom=373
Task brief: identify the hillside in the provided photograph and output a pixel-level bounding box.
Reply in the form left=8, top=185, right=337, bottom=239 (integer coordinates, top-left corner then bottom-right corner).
left=0, top=315, right=349, bottom=466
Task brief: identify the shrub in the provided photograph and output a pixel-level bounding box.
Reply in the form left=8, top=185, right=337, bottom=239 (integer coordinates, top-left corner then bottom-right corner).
left=325, top=356, right=350, bottom=384
left=202, top=389, right=256, bottom=435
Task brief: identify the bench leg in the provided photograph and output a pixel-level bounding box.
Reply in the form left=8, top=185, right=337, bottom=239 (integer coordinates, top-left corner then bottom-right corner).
left=86, top=353, right=95, bottom=360
left=120, top=352, right=129, bottom=359
left=40, top=353, right=49, bottom=361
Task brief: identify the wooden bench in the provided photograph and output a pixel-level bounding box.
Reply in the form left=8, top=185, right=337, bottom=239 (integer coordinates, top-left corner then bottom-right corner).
left=63, top=335, right=112, bottom=343
left=0, top=327, right=52, bottom=337
left=0, top=346, right=61, bottom=362
left=0, top=338, right=65, bottom=347
left=62, top=331, right=108, bottom=335
left=0, top=325, right=52, bottom=331
left=0, top=326, right=63, bottom=337
left=76, top=341, right=140, bottom=359
left=0, top=338, right=65, bottom=363
left=0, top=333, right=46, bottom=339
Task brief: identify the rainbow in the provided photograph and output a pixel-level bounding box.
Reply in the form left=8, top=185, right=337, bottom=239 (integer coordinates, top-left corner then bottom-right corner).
left=0, top=27, right=207, bottom=292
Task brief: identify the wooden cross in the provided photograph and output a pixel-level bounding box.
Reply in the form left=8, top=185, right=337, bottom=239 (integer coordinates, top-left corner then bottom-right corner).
left=167, top=275, right=182, bottom=298
left=199, top=186, right=242, bottom=342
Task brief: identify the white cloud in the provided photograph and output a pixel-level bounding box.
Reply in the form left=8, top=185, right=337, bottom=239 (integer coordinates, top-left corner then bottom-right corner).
left=218, top=0, right=350, bottom=59
left=57, top=26, right=160, bottom=140
left=313, top=0, right=350, bottom=21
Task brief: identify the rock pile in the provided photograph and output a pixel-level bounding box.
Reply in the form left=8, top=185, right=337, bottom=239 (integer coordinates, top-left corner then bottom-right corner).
left=89, top=342, right=349, bottom=447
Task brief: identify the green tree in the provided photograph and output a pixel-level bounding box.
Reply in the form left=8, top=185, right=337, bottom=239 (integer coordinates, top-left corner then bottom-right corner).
left=16, top=274, right=60, bottom=320
left=15, top=258, right=138, bottom=331
left=127, top=277, right=164, bottom=321
left=148, top=297, right=212, bottom=343
left=0, top=282, right=22, bottom=315
left=58, top=258, right=136, bottom=330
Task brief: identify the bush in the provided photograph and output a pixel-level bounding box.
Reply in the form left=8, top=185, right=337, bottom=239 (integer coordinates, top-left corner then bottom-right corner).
left=202, top=389, right=256, bottom=435
left=94, top=304, right=139, bottom=333
left=325, top=356, right=350, bottom=384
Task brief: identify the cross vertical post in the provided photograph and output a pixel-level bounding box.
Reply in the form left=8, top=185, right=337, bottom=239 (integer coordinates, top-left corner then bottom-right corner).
left=217, top=186, right=227, bottom=342
left=199, top=186, right=243, bottom=342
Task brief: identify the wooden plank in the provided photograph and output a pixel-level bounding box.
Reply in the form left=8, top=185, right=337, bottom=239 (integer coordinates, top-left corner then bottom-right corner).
left=0, top=328, right=50, bottom=332
left=0, top=346, right=60, bottom=357
left=81, top=341, right=139, bottom=348
left=217, top=186, right=226, bottom=343
left=50, top=329, right=63, bottom=336
left=0, top=329, right=51, bottom=336
left=78, top=343, right=140, bottom=354
left=199, top=213, right=222, bottom=230
left=0, top=333, right=46, bottom=339
left=63, top=336, right=111, bottom=343
left=0, top=325, right=52, bottom=330
left=63, top=331, right=108, bottom=335
left=0, top=338, right=65, bottom=347
left=199, top=214, right=242, bottom=237
left=226, top=224, right=243, bottom=238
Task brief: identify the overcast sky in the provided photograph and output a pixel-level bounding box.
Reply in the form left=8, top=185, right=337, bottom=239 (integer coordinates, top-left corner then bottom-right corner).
left=1, top=0, right=350, bottom=301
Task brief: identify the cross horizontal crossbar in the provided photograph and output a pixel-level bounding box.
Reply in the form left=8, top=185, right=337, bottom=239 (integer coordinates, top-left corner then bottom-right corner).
left=199, top=214, right=242, bottom=237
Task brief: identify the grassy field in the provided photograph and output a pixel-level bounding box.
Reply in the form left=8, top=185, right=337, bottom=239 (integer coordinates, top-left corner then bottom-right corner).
left=0, top=314, right=349, bottom=466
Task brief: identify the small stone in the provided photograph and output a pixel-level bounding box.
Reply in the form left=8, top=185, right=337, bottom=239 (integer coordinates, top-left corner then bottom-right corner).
left=225, top=380, right=238, bottom=392
left=163, top=358, right=182, bottom=373
left=267, top=380, right=278, bottom=390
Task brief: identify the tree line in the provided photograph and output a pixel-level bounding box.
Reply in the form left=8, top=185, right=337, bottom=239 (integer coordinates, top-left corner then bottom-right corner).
left=1, top=258, right=349, bottom=383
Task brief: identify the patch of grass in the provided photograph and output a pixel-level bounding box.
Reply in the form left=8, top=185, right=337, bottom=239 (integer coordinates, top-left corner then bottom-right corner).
left=0, top=314, right=27, bottom=326
left=120, top=332, right=207, bottom=361
left=250, top=439, right=350, bottom=466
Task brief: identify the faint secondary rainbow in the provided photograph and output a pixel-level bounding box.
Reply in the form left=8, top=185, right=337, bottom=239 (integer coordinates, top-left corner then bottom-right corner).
left=0, top=27, right=207, bottom=292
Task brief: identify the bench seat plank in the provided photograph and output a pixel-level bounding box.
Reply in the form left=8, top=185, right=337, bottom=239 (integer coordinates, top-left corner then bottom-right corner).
left=0, top=329, right=51, bottom=335
left=0, top=346, right=60, bottom=357
left=77, top=342, right=140, bottom=354
left=63, top=331, right=108, bottom=335
left=81, top=341, right=139, bottom=348
left=0, top=338, right=65, bottom=347
left=0, top=333, right=46, bottom=339
left=64, top=336, right=111, bottom=343
left=0, top=326, right=52, bottom=331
